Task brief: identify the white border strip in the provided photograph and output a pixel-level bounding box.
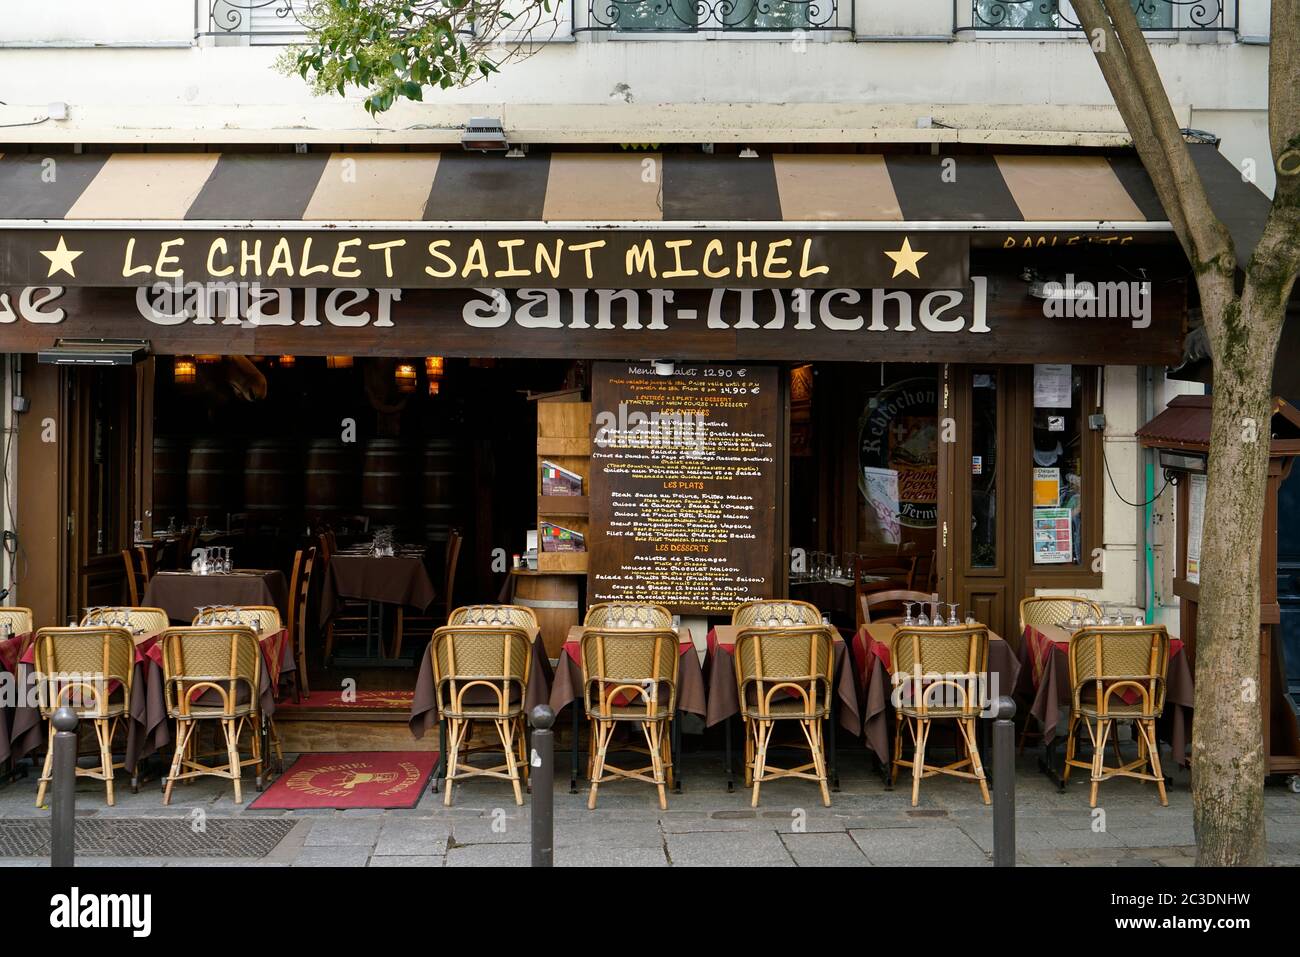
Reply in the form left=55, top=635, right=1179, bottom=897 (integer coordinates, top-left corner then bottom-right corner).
left=0, top=219, right=1175, bottom=232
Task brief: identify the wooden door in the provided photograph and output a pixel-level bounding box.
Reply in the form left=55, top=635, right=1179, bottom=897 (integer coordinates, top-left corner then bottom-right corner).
left=942, top=364, right=1015, bottom=638
left=65, top=365, right=138, bottom=617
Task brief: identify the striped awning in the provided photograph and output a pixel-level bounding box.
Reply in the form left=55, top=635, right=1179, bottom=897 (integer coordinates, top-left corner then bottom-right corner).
left=0, top=149, right=1174, bottom=228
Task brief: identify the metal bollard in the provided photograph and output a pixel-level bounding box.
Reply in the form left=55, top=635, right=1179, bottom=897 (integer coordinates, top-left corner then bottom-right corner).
left=990, top=695, right=1016, bottom=867
left=529, top=705, right=554, bottom=868
left=51, top=707, right=78, bottom=868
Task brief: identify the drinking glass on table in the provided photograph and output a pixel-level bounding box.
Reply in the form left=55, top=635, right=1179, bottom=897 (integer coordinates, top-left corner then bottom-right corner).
left=917, top=604, right=930, bottom=627
left=947, top=603, right=959, bottom=627
left=902, top=602, right=916, bottom=626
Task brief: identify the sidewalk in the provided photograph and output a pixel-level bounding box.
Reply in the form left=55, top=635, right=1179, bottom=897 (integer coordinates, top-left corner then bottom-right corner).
left=2, top=753, right=1299, bottom=866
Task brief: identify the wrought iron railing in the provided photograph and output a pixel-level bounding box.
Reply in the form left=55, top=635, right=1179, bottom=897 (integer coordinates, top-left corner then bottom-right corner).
left=203, top=0, right=314, bottom=38
left=965, top=0, right=1235, bottom=32
left=579, top=0, right=849, bottom=33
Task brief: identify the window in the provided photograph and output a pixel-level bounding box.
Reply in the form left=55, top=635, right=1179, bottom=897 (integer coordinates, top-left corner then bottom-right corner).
left=595, top=0, right=833, bottom=33
left=972, top=0, right=1185, bottom=31
left=1029, top=364, right=1086, bottom=567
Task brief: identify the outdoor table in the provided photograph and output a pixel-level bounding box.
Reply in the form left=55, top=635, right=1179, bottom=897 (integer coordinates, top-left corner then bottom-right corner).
left=550, top=625, right=706, bottom=794
left=321, top=554, right=437, bottom=665
left=0, top=631, right=33, bottom=776
left=407, top=625, right=552, bottom=792
left=705, top=624, right=860, bottom=792
left=854, top=622, right=1021, bottom=783
left=1019, top=623, right=1194, bottom=788
left=143, top=568, right=289, bottom=624
left=8, top=625, right=288, bottom=790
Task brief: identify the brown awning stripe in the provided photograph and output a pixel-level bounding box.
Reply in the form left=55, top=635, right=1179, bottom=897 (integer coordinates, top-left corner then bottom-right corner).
left=0, top=147, right=1244, bottom=227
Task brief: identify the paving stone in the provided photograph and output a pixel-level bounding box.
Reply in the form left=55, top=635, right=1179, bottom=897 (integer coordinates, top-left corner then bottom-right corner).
left=557, top=845, right=669, bottom=867
left=444, top=842, right=529, bottom=867
left=373, top=819, right=452, bottom=856
left=781, top=831, right=870, bottom=866
left=851, top=825, right=988, bottom=865
left=665, top=828, right=793, bottom=867
left=368, top=855, right=447, bottom=867
left=291, top=845, right=374, bottom=867
left=303, top=817, right=382, bottom=847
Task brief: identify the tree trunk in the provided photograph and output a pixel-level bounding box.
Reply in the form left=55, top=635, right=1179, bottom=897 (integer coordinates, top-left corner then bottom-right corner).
left=1192, top=291, right=1283, bottom=866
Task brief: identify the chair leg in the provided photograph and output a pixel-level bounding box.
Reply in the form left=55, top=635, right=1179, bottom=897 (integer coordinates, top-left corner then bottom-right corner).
left=642, top=721, right=667, bottom=811
left=95, top=718, right=115, bottom=807
left=911, top=717, right=929, bottom=807
left=250, top=717, right=264, bottom=791
left=962, top=718, right=991, bottom=805
left=443, top=718, right=463, bottom=807
left=163, top=722, right=192, bottom=805
left=889, top=717, right=903, bottom=789
left=661, top=722, right=675, bottom=792
left=323, top=623, right=335, bottom=665
left=224, top=719, right=242, bottom=804
left=1062, top=713, right=1079, bottom=784
left=588, top=720, right=612, bottom=810
left=743, top=717, right=754, bottom=788
left=36, top=724, right=55, bottom=808
left=801, top=719, right=831, bottom=807
left=518, top=715, right=531, bottom=793
left=1089, top=718, right=1111, bottom=809
left=752, top=719, right=775, bottom=808
left=1142, top=719, right=1169, bottom=806
left=499, top=718, right=524, bottom=807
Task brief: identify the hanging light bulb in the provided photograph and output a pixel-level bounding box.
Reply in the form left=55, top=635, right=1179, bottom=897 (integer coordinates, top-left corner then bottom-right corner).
left=394, top=362, right=418, bottom=394
left=174, top=356, right=197, bottom=384
left=325, top=355, right=353, bottom=370
left=424, top=356, right=444, bottom=378
left=427, top=379, right=441, bottom=397
left=279, top=354, right=296, bottom=368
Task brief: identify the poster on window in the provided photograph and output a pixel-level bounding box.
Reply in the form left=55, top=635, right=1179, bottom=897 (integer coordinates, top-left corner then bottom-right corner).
left=1033, top=507, right=1073, bottom=564
left=1032, top=467, right=1060, bottom=507
left=862, top=467, right=902, bottom=545
left=1186, top=473, right=1206, bottom=584
left=1033, top=364, right=1072, bottom=408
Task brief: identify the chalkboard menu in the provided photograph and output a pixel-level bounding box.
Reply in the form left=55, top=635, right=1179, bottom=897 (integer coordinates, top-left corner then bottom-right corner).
left=589, top=361, right=779, bottom=614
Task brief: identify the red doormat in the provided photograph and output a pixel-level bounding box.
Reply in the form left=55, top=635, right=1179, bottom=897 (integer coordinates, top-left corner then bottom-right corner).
left=276, top=690, right=416, bottom=713
left=249, top=752, right=438, bottom=810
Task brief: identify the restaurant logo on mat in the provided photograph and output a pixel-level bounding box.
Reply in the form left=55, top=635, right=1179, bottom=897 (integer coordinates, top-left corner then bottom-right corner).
left=285, top=759, right=422, bottom=799
left=49, top=887, right=152, bottom=937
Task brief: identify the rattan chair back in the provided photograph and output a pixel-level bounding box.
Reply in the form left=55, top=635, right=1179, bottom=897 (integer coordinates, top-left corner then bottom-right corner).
left=431, top=625, right=532, bottom=718
left=191, top=605, right=280, bottom=634
left=1020, top=596, right=1102, bottom=633
left=1068, top=625, right=1170, bottom=717
left=80, top=606, right=169, bottom=635
left=160, top=626, right=261, bottom=719
left=732, top=599, right=822, bottom=628
left=580, top=629, right=679, bottom=716
left=449, top=604, right=539, bottom=630
left=890, top=624, right=990, bottom=716
left=0, top=606, right=34, bottom=635
left=862, top=590, right=939, bottom=624
left=734, top=625, right=833, bottom=718
left=584, top=602, right=673, bottom=629
left=32, top=626, right=135, bottom=718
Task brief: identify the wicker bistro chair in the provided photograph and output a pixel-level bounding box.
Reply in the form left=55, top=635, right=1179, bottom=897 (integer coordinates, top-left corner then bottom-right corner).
left=432, top=625, right=533, bottom=806
left=580, top=628, right=679, bottom=810
left=32, top=627, right=136, bottom=807
left=861, top=590, right=940, bottom=626
left=1017, top=596, right=1103, bottom=753
left=80, top=606, right=169, bottom=635
left=734, top=625, right=835, bottom=808
left=160, top=626, right=267, bottom=804
left=889, top=625, right=992, bottom=807
left=732, top=599, right=822, bottom=628
left=1064, top=625, right=1171, bottom=807
left=584, top=602, right=673, bottom=629
left=0, top=606, right=34, bottom=650
left=449, top=604, right=539, bottom=631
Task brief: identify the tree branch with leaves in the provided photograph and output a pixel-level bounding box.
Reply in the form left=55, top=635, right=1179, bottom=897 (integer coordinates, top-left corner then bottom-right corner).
left=1073, top=0, right=1299, bottom=866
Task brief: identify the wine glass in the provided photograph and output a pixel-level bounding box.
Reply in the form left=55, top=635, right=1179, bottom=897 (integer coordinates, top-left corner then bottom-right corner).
left=1067, top=603, right=1083, bottom=630
left=902, top=602, right=916, bottom=627
left=947, top=603, right=959, bottom=627
left=917, top=604, right=930, bottom=627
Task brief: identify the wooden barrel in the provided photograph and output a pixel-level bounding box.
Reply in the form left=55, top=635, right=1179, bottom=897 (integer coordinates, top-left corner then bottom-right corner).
left=361, top=438, right=415, bottom=532
left=421, top=438, right=470, bottom=545
left=304, top=438, right=360, bottom=519
left=512, top=571, right=580, bottom=658
left=186, top=438, right=242, bottom=523
left=243, top=439, right=301, bottom=525
left=151, top=435, right=188, bottom=530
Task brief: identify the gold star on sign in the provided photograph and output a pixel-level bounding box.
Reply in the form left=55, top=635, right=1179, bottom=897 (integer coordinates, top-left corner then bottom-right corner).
left=40, top=235, right=83, bottom=278
left=884, top=237, right=928, bottom=279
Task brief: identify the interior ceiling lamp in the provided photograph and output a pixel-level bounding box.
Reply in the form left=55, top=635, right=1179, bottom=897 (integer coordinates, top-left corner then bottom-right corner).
left=461, top=117, right=509, bottom=152
left=425, top=356, right=445, bottom=378
left=652, top=359, right=675, bottom=377
left=325, top=355, right=353, bottom=370
left=395, top=362, right=418, bottom=394
left=174, top=356, right=198, bottom=384
left=278, top=354, right=296, bottom=368
left=428, top=379, right=441, bottom=397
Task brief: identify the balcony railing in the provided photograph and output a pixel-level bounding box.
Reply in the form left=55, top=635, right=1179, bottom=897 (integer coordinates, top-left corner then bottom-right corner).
left=578, top=0, right=850, bottom=33
left=203, top=0, right=314, bottom=39
left=965, top=0, right=1236, bottom=32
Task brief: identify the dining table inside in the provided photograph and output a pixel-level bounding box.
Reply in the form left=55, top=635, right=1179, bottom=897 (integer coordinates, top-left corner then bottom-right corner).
left=143, top=568, right=289, bottom=624
left=321, top=551, right=438, bottom=664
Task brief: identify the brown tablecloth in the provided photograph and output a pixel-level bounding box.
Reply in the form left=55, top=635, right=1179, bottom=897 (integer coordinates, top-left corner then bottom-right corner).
left=1019, top=624, right=1194, bottom=765
left=408, top=629, right=550, bottom=738
left=0, top=632, right=31, bottom=765
left=856, top=622, right=1021, bottom=763
left=704, top=625, right=861, bottom=737
left=8, top=628, right=287, bottom=775
left=549, top=626, right=706, bottom=719
left=144, top=569, right=289, bottom=624
left=322, top=555, right=437, bottom=620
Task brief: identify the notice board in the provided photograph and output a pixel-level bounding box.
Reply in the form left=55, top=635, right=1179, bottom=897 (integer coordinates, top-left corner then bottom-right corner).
left=589, top=361, right=779, bottom=615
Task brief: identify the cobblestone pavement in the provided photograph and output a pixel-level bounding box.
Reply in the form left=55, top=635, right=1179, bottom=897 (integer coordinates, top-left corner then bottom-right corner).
left=2, top=751, right=1297, bottom=866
